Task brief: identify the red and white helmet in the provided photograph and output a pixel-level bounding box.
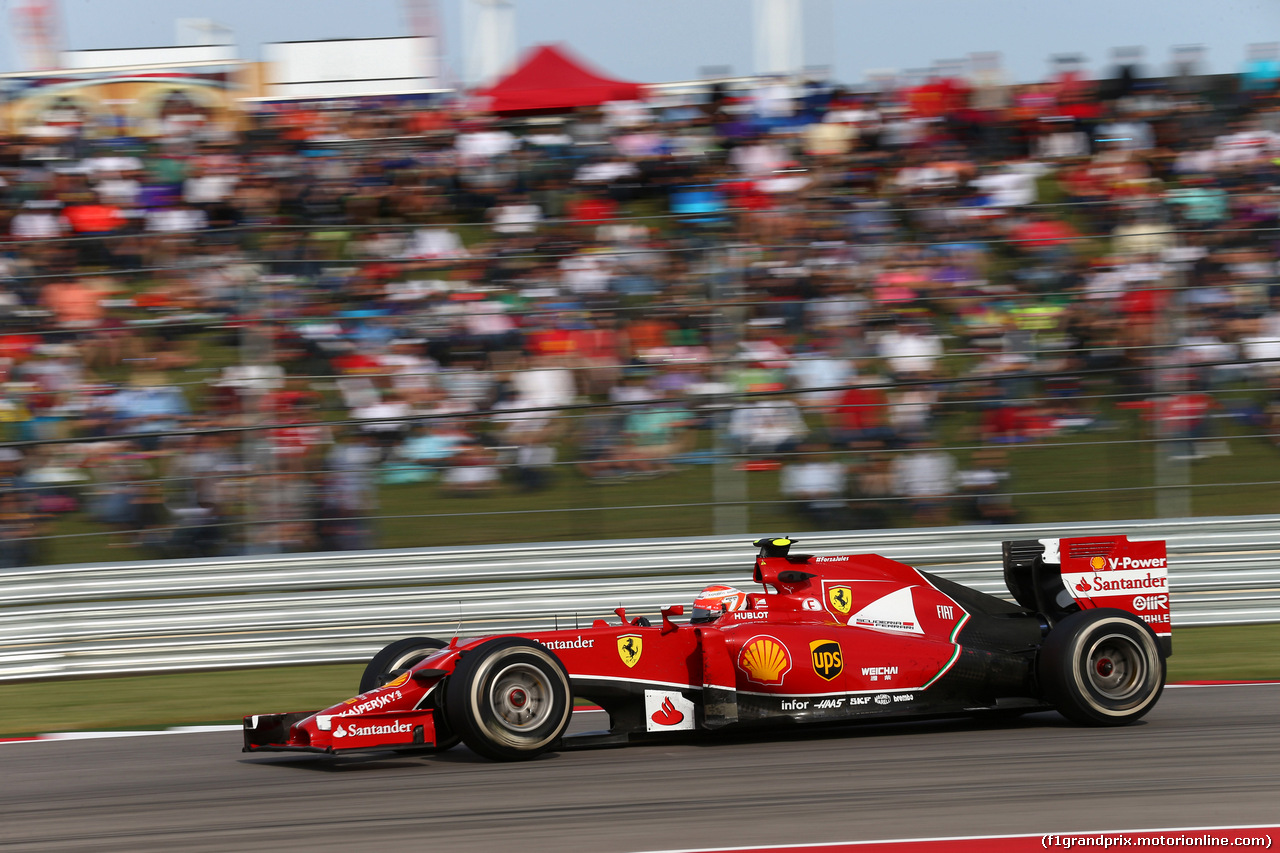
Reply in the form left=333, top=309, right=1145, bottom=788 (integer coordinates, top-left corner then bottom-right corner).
left=691, top=584, right=749, bottom=624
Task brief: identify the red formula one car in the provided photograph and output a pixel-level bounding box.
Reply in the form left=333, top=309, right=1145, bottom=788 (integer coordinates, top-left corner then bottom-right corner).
left=243, top=534, right=1172, bottom=762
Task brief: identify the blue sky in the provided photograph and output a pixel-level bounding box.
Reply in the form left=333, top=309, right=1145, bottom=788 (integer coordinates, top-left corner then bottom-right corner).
left=3, top=0, right=1278, bottom=86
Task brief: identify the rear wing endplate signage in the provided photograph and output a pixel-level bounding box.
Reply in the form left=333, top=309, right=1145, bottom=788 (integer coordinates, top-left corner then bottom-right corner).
left=1050, top=536, right=1170, bottom=636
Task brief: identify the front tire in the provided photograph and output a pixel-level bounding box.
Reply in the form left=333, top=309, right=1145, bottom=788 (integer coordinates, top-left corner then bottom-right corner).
left=360, top=636, right=448, bottom=693
left=360, top=636, right=459, bottom=752
left=1038, top=609, right=1165, bottom=726
left=445, top=637, right=572, bottom=761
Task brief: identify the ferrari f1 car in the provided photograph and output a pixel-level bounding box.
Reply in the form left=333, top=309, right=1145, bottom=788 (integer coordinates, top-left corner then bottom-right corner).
left=243, top=534, right=1172, bottom=762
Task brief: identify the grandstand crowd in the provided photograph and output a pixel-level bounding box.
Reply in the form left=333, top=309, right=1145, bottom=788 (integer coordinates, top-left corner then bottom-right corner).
left=3, top=54, right=1280, bottom=564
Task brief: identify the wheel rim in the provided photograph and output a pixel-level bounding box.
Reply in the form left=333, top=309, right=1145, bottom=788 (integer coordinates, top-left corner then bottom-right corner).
left=487, top=663, right=554, bottom=731
left=1085, top=633, right=1147, bottom=701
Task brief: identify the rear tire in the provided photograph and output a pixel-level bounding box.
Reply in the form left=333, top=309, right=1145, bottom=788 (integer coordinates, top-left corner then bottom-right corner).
left=360, top=637, right=458, bottom=752
left=445, top=637, right=572, bottom=761
left=1038, top=609, right=1165, bottom=726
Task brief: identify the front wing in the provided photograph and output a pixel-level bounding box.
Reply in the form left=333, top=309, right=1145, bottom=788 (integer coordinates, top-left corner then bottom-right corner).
left=243, top=709, right=438, bottom=754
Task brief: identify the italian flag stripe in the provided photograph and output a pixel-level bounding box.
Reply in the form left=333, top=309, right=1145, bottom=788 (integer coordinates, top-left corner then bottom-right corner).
left=922, top=641, right=963, bottom=690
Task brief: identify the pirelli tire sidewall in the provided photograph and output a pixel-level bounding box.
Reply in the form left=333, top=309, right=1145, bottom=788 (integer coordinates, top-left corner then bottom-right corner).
left=445, top=637, right=573, bottom=761
left=1038, top=608, right=1166, bottom=726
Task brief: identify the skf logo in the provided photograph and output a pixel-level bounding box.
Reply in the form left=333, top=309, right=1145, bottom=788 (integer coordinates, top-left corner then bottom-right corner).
left=617, top=635, right=643, bottom=668
left=827, top=586, right=852, bottom=615
left=738, top=636, right=792, bottom=685
left=383, top=672, right=410, bottom=688
left=809, top=640, right=843, bottom=681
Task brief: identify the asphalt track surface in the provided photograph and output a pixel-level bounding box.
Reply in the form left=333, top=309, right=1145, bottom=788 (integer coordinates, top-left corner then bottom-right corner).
left=1, top=685, right=1277, bottom=853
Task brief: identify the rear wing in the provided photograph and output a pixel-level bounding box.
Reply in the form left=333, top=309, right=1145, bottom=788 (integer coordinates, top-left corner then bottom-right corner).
left=1003, top=536, right=1170, bottom=655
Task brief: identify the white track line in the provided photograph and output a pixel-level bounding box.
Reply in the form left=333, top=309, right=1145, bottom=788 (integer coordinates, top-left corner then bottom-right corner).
left=636, top=824, right=1280, bottom=852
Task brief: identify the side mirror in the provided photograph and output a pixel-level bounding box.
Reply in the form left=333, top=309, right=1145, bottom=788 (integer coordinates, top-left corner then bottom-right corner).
left=660, top=604, right=684, bottom=635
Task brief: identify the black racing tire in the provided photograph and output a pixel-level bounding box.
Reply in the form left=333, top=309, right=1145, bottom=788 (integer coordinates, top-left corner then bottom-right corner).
left=1038, top=609, right=1166, bottom=726
left=360, top=636, right=459, bottom=752
left=444, top=637, right=573, bottom=762
left=360, top=636, right=448, bottom=693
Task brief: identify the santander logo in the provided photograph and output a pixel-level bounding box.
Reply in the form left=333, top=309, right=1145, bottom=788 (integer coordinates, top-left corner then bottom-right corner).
left=651, top=696, right=685, bottom=727
left=1075, top=578, right=1092, bottom=593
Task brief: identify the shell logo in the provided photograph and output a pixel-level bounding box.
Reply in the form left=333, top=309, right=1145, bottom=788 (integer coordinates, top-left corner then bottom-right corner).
left=737, top=635, right=792, bottom=685
left=1090, top=556, right=1106, bottom=570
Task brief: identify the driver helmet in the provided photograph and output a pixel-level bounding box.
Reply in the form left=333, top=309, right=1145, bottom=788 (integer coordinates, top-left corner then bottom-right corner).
left=691, top=584, right=749, bottom=624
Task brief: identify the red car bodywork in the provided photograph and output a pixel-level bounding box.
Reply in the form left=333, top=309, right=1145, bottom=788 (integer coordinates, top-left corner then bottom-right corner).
left=244, top=535, right=1170, bottom=759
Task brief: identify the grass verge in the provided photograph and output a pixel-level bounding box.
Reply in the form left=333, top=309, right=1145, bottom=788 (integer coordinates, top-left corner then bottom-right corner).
left=0, top=624, right=1275, bottom=738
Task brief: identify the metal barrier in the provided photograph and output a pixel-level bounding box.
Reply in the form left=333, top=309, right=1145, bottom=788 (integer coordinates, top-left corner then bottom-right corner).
left=2, top=514, right=1278, bottom=682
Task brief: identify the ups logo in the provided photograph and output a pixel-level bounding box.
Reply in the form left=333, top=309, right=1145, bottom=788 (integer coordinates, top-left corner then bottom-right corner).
left=809, top=640, right=843, bottom=681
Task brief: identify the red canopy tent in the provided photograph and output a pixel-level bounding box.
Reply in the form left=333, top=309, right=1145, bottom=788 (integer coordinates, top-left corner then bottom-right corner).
left=477, top=44, right=646, bottom=113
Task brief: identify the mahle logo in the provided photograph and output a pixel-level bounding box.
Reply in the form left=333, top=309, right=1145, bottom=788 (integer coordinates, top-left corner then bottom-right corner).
left=809, top=640, right=843, bottom=681
left=827, top=586, right=852, bottom=615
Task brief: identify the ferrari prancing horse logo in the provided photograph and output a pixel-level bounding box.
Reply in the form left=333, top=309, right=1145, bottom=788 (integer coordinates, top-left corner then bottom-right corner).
left=828, top=586, right=852, bottom=615
left=618, top=634, right=643, bottom=668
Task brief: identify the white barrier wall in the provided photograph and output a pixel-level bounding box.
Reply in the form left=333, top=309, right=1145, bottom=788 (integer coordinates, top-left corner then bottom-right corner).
left=3, top=515, right=1278, bottom=681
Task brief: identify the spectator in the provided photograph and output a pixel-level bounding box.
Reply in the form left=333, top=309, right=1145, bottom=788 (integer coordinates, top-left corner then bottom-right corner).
left=828, top=376, right=892, bottom=447
left=876, top=319, right=944, bottom=381
left=780, top=444, right=851, bottom=529
left=728, top=389, right=809, bottom=458
left=621, top=402, right=695, bottom=476
left=0, top=491, right=39, bottom=568
left=107, top=372, right=191, bottom=450
left=891, top=440, right=957, bottom=526
left=850, top=450, right=896, bottom=530
left=322, top=433, right=379, bottom=551
left=440, top=441, right=501, bottom=496
left=6, top=55, right=1280, bottom=561
left=957, top=449, right=1016, bottom=524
